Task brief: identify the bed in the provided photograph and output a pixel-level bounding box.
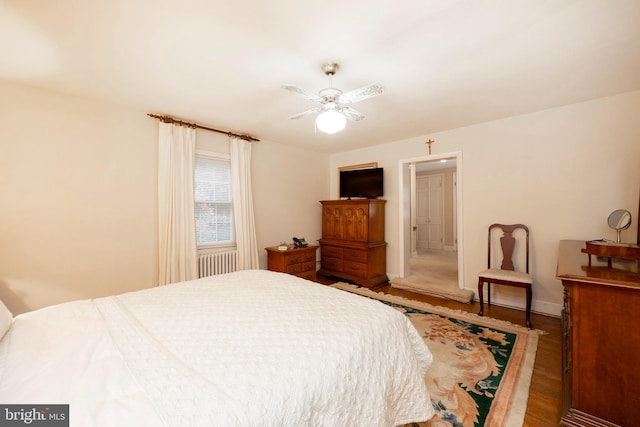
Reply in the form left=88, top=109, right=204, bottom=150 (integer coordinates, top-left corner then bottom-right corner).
left=0, top=269, right=434, bottom=426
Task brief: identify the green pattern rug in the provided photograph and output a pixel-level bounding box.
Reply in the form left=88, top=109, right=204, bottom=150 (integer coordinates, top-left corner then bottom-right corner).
left=331, top=283, right=541, bottom=427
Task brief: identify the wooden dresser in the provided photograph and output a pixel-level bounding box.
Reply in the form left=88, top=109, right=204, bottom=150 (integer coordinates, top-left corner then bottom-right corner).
left=556, top=240, right=640, bottom=426
left=317, top=199, right=388, bottom=289
left=266, top=245, right=318, bottom=281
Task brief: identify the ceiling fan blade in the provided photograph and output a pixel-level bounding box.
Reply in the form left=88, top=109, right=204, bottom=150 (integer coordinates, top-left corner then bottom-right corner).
left=340, top=84, right=384, bottom=103
left=341, top=107, right=366, bottom=122
left=282, top=84, right=322, bottom=102
left=287, top=107, right=321, bottom=120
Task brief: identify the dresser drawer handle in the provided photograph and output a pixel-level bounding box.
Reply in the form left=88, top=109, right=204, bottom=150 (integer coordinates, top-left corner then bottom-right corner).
left=350, top=253, right=358, bottom=258
left=290, top=257, right=299, bottom=263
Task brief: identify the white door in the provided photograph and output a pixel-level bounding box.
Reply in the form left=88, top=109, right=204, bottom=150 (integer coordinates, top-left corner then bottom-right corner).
left=416, top=177, right=429, bottom=249
left=416, top=174, right=444, bottom=249
left=427, top=174, right=444, bottom=249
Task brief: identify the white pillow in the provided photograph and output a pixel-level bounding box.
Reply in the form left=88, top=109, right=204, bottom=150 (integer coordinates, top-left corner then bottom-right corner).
left=0, top=300, right=13, bottom=340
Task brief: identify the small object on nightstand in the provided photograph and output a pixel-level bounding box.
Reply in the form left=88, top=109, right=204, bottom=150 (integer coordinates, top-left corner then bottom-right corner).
left=277, top=242, right=289, bottom=251
left=293, top=237, right=308, bottom=248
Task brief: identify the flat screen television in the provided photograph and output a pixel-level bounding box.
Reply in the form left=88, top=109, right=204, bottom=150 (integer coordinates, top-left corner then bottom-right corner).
left=339, top=167, right=383, bottom=199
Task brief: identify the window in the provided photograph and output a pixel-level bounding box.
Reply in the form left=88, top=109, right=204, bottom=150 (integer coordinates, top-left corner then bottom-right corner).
left=194, top=155, right=234, bottom=247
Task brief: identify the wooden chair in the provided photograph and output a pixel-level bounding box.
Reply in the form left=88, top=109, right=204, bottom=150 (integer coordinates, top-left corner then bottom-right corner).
left=478, top=224, right=533, bottom=328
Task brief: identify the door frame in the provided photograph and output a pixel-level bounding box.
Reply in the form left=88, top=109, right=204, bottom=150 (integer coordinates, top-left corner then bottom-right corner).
left=397, top=151, right=464, bottom=288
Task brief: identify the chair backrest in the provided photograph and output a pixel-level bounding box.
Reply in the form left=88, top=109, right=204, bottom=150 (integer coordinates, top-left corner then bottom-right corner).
left=487, top=224, right=529, bottom=273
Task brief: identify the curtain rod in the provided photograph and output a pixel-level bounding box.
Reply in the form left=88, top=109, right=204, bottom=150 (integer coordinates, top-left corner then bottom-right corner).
left=147, top=113, right=260, bottom=142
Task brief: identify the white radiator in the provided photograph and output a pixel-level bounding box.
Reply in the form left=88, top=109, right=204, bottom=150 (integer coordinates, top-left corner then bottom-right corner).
left=198, top=249, right=238, bottom=278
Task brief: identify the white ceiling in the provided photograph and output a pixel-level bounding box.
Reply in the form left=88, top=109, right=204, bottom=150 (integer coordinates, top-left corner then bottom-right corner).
left=2, top=0, right=640, bottom=152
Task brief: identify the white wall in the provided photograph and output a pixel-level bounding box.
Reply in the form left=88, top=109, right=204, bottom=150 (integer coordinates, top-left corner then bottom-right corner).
left=0, top=81, right=158, bottom=314
left=330, top=91, right=640, bottom=316
left=0, top=80, right=330, bottom=314
left=252, top=138, right=329, bottom=268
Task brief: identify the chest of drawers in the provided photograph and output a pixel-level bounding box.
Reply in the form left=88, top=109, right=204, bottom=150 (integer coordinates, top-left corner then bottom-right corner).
left=557, top=240, right=640, bottom=426
left=318, top=199, right=387, bottom=289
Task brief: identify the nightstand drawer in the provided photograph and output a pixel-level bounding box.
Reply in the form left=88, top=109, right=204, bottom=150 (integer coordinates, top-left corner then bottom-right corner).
left=284, top=252, right=315, bottom=266
left=343, top=248, right=367, bottom=263
left=286, top=261, right=315, bottom=275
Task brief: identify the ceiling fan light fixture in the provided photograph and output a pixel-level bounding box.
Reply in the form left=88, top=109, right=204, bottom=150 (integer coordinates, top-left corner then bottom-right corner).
left=315, top=110, right=346, bottom=134
left=284, top=62, right=384, bottom=134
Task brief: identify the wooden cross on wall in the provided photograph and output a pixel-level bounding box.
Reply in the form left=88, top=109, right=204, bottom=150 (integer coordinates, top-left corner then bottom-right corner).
left=425, top=139, right=435, bottom=154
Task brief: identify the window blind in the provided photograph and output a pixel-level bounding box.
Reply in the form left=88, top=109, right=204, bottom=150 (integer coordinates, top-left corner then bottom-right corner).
left=194, top=157, right=234, bottom=246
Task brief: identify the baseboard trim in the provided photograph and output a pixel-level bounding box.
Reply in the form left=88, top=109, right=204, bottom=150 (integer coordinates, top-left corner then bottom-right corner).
left=472, top=294, right=562, bottom=318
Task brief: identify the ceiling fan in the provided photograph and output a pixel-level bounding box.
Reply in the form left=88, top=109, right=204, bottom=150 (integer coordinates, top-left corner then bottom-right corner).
left=282, top=63, right=384, bottom=134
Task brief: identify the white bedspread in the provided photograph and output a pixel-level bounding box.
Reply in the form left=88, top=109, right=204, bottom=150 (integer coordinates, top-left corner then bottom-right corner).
left=0, top=270, right=434, bottom=426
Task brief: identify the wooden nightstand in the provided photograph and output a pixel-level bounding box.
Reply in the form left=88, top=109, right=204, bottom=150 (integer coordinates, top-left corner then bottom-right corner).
left=265, top=245, right=319, bottom=281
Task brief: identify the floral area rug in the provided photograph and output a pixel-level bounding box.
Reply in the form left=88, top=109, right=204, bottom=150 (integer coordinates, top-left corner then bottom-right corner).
left=331, top=283, right=541, bottom=427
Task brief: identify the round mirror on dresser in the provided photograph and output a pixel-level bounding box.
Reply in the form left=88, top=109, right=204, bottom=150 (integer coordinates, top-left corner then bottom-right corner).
left=607, top=209, right=631, bottom=243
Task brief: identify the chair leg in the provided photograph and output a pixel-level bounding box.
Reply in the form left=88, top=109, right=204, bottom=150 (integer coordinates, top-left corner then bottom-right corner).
left=478, top=279, right=484, bottom=317
left=525, top=284, right=533, bottom=329
left=487, top=283, right=491, bottom=306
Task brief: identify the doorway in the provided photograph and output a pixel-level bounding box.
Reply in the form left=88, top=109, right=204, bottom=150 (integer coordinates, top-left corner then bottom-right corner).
left=398, top=151, right=464, bottom=289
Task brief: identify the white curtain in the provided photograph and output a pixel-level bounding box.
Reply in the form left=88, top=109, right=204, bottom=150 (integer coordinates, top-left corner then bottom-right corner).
left=158, top=122, right=198, bottom=285
left=230, top=137, right=260, bottom=270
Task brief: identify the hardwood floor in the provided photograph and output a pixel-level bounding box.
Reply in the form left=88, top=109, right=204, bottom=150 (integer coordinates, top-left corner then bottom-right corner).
left=378, top=284, right=563, bottom=427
